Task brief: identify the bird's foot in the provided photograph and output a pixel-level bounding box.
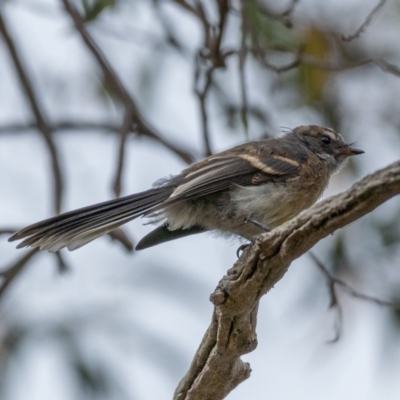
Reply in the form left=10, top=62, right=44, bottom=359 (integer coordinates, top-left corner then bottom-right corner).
left=236, top=242, right=253, bottom=258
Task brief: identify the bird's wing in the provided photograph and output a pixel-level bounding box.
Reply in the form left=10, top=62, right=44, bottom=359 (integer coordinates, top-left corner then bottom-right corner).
left=163, top=151, right=300, bottom=204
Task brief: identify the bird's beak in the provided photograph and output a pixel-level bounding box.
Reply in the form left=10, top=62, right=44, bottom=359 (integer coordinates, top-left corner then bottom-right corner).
left=339, top=146, right=365, bottom=157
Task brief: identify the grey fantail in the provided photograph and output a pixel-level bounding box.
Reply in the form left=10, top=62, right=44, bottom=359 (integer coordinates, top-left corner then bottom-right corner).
left=9, top=125, right=364, bottom=252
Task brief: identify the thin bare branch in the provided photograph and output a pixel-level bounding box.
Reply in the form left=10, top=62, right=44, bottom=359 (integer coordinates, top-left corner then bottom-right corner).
left=239, top=9, right=249, bottom=137
left=250, top=48, right=372, bottom=72
left=191, top=0, right=230, bottom=156
left=342, top=0, right=386, bottom=42
left=61, top=0, right=195, bottom=196
left=255, top=0, right=297, bottom=28
left=375, top=60, right=400, bottom=77
left=281, top=0, right=299, bottom=18
left=310, top=252, right=400, bottom=308
left=0, top=249, right=40, bottom=298
left=309, top=251, right=343, bottom=342
left=175, top=160, right=400, bottom=399
left=170, top=0, right=199, bottom=16
left=0, top=229, right=18, bottom=235
left=107, top=228, right=134, bottom=252
left=194, top=60, right=214, bottom=156
left=0, top=121, right=120, bottom=134
left=0, top=12, right=63, bottom=214
left=113, top=111, right=133, bottom=198
left=53, top=251, right=70, bottom=274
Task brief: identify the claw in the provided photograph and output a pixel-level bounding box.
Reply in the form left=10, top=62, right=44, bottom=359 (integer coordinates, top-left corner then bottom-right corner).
left=236, top=243, right=252, bottom=258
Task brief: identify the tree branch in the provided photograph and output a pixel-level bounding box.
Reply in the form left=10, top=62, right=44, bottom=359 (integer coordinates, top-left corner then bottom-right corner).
left=0, top=12, right=64, bottom=214
left=0, top=249, right=40, bottom=298
left=342, top=0, right=387, bottom=42
left=0, top=121, right=121, bottom=134
left=174, top=159, right=400, bottom=399
left=309, top=251, right=400, bottom=342
left=61, top=0, right=195, bottom=196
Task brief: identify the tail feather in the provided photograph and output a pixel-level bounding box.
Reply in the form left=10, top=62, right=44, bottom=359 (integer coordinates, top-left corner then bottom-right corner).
left=9, top=186, right=173, bottom=252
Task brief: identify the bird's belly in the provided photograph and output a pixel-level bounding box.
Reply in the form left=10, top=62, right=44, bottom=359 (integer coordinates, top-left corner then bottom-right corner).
left=161, top=181, right=324, bottom=241
left=226, top=182, right=321, bottom=236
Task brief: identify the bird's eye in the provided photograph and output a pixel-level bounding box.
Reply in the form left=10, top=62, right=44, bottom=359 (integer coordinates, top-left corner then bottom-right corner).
left=321, top=136, right=331, bottom=145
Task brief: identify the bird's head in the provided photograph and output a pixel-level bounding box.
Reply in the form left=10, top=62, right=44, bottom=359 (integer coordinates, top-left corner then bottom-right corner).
left=291, top=125, right=364, bottom=173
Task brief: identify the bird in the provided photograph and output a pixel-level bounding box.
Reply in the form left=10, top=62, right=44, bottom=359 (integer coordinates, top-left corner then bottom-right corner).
left=9, top=125, right=364, bottom=253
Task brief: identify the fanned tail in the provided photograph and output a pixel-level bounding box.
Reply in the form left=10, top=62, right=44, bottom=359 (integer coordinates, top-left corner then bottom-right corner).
left=8, top=187, right=173, bottom=252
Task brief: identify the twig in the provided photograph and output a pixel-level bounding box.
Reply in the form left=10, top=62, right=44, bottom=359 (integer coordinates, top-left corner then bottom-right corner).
left=375, top=60, right=400, bottom=77
left=0, top=249, right=40, bottom=298
left=310, top=252, right=400, bottom=308
left=152, top=1, right=189, bottom=55
left=0, top=13, right=63, bottom=214
left=113, top=111, right=132, bottom=198
left=342, top=0, right=386, bottom=42
left=255, top=0, right=297, bottom=28
left=250, top=47, right=372, bottom=72
left=190, top=0, right=230, bottom=156
left=281, top=0, right=299, bottom=18
left=53, top=252, right=70, bottom=274
left=172, top=0, right=211, bottom=49
left=309, top=252, right=343, bottom=342
left=239, top=8, right=249, bottom=137
left=0, top=121, right=120, bottom=134
left=0, top=229, right=18, bottom=235
left=107, top=228, right=134, bottom=252
left=194, top=60, right=214, bottom=156
left=310, top=251, right=400, bottom=342
left=61, top=0, right=195, bottom=197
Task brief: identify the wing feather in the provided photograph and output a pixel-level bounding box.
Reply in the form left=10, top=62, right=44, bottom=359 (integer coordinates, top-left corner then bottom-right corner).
left=164, top=153, right=300, bottom=204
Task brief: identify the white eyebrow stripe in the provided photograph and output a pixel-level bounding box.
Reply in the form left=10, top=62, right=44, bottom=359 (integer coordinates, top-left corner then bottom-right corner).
left=323, top=130, right=337, bottom=140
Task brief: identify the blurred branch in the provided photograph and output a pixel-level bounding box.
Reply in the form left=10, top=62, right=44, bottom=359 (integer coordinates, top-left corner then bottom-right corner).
left=311, top=251, right=399, bottom=308
left=54, top=251, right=71, bottom=274
left=172, top=0, right=230, bottom=155
left=152, top=2, right=189, bottom=55
left=0, top=229, right=18, bottom=235
left=107, top=228, right=134, bottom=252
left=342, top=0, right=387, bottom=42
left=61, top=0, right=195, bottom=197
left=255, top=0, right=299, bottom=28
left=175, top=159, right=400, bottom=399
left=194, top=61, right=215, bottom=156
left=0, top=12, right=64, bottom=214
left=239, top=9, right=249, bottom=137
left=113, top=110, right=133, bottom=197
left=0, top=121, right=121, bottom=134
left=375, top=60, right=400, bottom=77
left=0, top=249, right=40, bottom=298
left=281, top=0, right=299, bottom=18
left=187, top=0, right=230, bottom=156
left=250, top=48, right=372, bottom=72
left=309, top=251, right=400, bottom=342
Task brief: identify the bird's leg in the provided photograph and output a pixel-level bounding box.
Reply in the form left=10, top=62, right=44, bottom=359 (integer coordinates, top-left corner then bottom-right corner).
left=237, top=219, right=270, bottom=258
left=245, top=217, right=270, bottom=233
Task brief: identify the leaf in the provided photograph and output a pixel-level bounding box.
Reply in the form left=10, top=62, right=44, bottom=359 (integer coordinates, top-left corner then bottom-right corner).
left=298, top=27, right=331, bottom=103
left=81, top=0, right=116, bottom=22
